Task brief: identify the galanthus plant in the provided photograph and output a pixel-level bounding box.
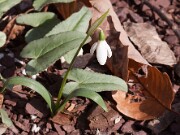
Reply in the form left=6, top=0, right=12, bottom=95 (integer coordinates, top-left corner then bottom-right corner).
left=1, top=1, right=128, bottom=117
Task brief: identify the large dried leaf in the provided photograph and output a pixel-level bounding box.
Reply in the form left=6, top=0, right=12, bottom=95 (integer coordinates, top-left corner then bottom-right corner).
left=124, top=22, right=176, bottom=66
left=54, top=1, right=77, bottom=19
left=112, top=59, right=175, bottom=120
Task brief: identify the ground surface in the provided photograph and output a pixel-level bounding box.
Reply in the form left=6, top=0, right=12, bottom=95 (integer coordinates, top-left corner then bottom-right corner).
left=0, top=0, right=180, bottom=135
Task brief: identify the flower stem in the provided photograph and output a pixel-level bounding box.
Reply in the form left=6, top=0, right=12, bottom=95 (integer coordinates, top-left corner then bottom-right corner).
left=55, top=35, right=89, bottom=109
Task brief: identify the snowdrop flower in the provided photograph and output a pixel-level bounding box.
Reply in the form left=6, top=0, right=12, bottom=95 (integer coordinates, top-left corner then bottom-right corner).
left=90, top=29, right=112, bottom=65
left=30, top=114, right=37, bottom=120
left=22, top=69, right=27, bottom=75
left=31, top=124, right=40, bottom=133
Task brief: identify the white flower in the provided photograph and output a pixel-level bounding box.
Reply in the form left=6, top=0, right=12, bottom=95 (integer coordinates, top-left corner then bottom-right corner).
left=31, top=124, right=40, bottom=133
left=90, top=29, right=112, bottom=65
left=30, top=114, right=37, bottom=120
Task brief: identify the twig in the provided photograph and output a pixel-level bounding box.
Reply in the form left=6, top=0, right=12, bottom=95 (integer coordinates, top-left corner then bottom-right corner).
left=142, top=0, right=180, bottom=41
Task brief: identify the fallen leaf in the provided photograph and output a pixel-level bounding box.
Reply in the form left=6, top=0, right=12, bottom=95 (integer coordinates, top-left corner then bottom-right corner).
left=3, top=16, right=25, bottom=42
left=124, top=22, right=177, bottom=66
left=112, top=59, right=175, bottom=120
left=54, top=0, right=92, bottom=19
left=55, top=1, right=77, bottom=19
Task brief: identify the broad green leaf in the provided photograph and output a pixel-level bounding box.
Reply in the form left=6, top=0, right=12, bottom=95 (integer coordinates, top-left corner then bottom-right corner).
left=0, top=109, right=13, bottom=127
left=25, top=17, right=60, bottom=42
left=59, top=88, right=107, bottom=112
left=0, top=0, right=21, bottom=18
left=63, top=47, right=78, bottom=63
left=46, top=6, right=92, bottom=36
left=0, top=31, right=6, bottom=47
left=33, top=0, right=74, bottom=10
left=21, top=31, right=90, bottom=75
left=4, top=77, right=55, bottom=113
left=87, top=9, right=109, bottom=36
left=45, top=6, right=91, bottom=63
left=16, top=12, right=57, bottom=27
left=63, top=69, right=128, bottom=96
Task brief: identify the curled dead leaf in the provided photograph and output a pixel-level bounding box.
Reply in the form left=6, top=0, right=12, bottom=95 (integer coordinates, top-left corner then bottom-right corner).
left=54, top=0, right=91, bottom=19
left=112, top=59, right=175, bottom=120
left=54, top=1, right=77, bottom=19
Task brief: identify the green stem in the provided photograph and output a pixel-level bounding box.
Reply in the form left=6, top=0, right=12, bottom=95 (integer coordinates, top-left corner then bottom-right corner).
left=0, top=74, right=6, bottom=93
left=55, top=35, right=89, bottom=109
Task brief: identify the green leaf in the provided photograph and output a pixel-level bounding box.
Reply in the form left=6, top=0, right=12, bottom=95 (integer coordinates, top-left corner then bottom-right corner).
left=33, top=0, right=74, bottom=10
left=21, top=31, right=90, bottom=75
left=0, top=0, right=21, bottom=18
left=63, top=69, right=128, bottom=96
left=25, top=17, right=60, bottom=43
left=0, top=31, right=6, bottom=47
left=16, top=12, right=57, bottom=27
left=63, top=47, right=79, bottom=63
left=4, top=77, right=55, bottom=113
left=0, top=109, right=13, bottom=127
left=46, top=6, right=92, bottom=36
left=59, top=88, right=108, bottom=112
left=45, top=6, right=92, bottom=63
left=87, top=9, right=109, bottom=36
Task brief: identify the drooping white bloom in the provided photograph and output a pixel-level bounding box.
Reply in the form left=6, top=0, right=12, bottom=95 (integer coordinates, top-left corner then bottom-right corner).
left=30, top=114, right=37, bottom=120
left=31, top=124, right=40, bottom=133
left=90, top=29, right=112, bottom=65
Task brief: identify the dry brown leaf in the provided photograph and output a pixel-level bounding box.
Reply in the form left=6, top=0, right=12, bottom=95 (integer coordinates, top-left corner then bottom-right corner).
left=124, top=22, right=177, bottom=66
left=54, top=0, right=92, bottom=19
left=3, top=16, right=25, bottom=42
left=112, top=59, right=174, bottom=120
left=55, top=1, right=77, bottom=19
left=0, top=94, right=4, bottom=109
